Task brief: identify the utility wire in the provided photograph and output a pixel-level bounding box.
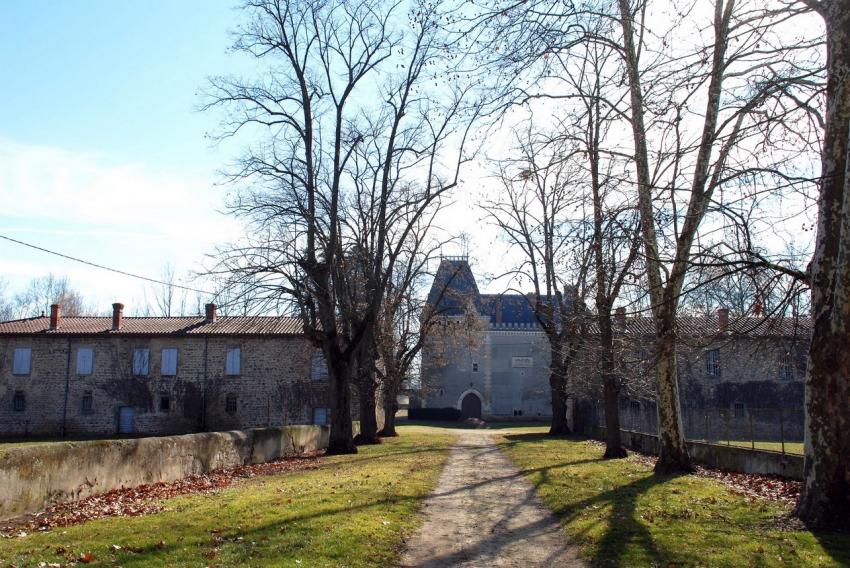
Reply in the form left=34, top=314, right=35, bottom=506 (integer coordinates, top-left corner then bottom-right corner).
left=0, top=233, right=214, bottom=296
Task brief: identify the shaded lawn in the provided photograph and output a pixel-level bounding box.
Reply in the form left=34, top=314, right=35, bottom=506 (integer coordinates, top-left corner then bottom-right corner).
left=499, top=433, right=849, bottom=567
left=0, top=426, right=454, bottom=567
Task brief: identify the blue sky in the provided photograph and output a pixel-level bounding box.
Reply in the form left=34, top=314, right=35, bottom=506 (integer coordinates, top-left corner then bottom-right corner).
left=0, top=1, right=251, bottom=313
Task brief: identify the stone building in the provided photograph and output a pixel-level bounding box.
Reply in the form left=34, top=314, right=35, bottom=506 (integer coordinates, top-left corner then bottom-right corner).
left=421, top=257, right=809, bottom=437
left=0, top=303, right=335, bottom=437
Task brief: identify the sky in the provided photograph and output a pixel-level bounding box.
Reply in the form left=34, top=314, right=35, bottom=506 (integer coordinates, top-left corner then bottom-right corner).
left=0, top=1, right=821, bottom=317
left=0, top=1, right=252, bottom=314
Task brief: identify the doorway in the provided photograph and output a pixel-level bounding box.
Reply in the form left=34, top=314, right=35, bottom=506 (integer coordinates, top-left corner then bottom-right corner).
left=460, top=393, right=482, bottom=420
left=118, top=406, right=135, bottom=434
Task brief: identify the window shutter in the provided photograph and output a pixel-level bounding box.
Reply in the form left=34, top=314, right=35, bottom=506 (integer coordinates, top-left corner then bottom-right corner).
left=133, top=348, right=150, bottom=376
left=161, top=348, right=177, bottom=375
left=311, top=353, right=328, bottom=380
left=76, top=348, right=93, bottom=375
left=226, top=348, right=241, bottom=375
left=12, top=348, right=31, bottom=375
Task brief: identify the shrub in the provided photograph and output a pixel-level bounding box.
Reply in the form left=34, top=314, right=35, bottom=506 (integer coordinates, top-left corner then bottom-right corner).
left=408, top=407, right=462, bottom=421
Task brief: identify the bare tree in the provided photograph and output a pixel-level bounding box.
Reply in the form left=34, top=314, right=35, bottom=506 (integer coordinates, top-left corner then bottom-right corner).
left=794, top=0, right=850, bottom=529
left=483, top=130, right=591, bottom=434
left=0, top=279, right=15, bottom=321
left=14, top=273, right=89, bottom=318
left=205, top=0, right=481, bottom=454
left=613, top=0, right=822, bottom=473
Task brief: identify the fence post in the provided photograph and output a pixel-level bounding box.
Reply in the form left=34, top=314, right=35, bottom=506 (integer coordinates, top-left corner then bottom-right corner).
left=779, top=408, right=785, bottom=455
left=748, top=410, right=755, bottom=450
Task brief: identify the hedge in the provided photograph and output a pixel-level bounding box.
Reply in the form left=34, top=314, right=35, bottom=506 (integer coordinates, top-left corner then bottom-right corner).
left=408, top=407, right=462, bottom=421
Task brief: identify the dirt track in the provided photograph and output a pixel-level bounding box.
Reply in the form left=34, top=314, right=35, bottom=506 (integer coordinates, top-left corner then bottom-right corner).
left=400, top=430, right=583, bottom=567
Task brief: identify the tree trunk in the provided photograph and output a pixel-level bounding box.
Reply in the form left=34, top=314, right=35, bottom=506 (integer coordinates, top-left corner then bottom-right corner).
left=355, top=377, right=380, bottom=445
left=653, top=326, right=692, bottom=473
left=598, top=308, right=627, bottom=459
left=379, top=393, right=398, bottom=437
left=602, top=375, right=627, bottom=459
left=549, top=367, right=570, bottom=435
left=794, top=0, right=850, bottom=528
left=327, top=358, right=357, bottom=455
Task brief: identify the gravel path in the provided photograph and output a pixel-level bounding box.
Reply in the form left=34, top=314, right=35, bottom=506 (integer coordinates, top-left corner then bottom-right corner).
left=400, top=430, right=583, bottom=567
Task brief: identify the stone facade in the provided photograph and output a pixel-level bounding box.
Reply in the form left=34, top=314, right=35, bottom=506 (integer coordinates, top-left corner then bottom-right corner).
left=422, top=258, right=809, bottom=431
left=0, top=305, right=336, bottom=437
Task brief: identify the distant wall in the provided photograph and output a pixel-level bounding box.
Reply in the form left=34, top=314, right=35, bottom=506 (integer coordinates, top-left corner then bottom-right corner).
left=0, top=423, right=360, bottom=521
left=582, top=425, right=803, bottom=479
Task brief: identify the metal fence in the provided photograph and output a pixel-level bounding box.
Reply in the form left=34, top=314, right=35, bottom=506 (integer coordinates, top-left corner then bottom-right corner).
left=584, top=400, right=805, bottom=455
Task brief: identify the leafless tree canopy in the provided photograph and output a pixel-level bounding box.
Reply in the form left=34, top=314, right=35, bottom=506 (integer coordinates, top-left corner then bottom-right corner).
left=204, top=0, right=483, bottom=453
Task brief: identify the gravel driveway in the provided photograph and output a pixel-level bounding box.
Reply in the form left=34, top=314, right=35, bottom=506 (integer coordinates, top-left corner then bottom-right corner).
left=399, top=429, right=584, bottom=567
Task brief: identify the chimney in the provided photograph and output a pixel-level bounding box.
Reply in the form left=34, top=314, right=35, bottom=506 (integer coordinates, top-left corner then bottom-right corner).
left=205, top=303, right=217, bottom=323
left=615, top=306, right=626, bottom=328
left=494, top=296, right=503, bottom=324
left=717, top=307, right=729, bottom=331
left=112, top=303, right=124, bottom=331
left=49, top=304, right=61, bottom=330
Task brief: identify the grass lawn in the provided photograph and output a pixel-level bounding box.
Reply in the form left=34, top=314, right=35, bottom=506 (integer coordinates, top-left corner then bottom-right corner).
left=0, top=425, right=454, bottom=567
left=499, top=431, right=850, bottom=567
left=707, top=440, right=805, bottom=455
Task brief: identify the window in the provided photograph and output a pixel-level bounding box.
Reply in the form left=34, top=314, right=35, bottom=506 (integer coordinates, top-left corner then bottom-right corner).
left=81, top=391, right=93, bottom=415
left=779, top=352, right=794, bottom=381
left=225, top=393, right=237, bottom=413
left=225, top=348, right=241, bottom=376
left=472, top=362, right=479, bottom=372
left=160, top=348, right=178, bottom=376
left=313, top=407, right=328, bottom=425
left=630, top=400, right=641, bottom=414
left=12, top=348, right=31, bottom=375
left=733, top=402, right=745, bottom=419
left=705, top=349, right=721, bottom=377
left=311, top=353, right=328, bottom=380
left=160, top=395, right=171, bottom=412
left=12, top=391, right=25, bottom=412
left=132, top=348, right=150, bottom=376
left=511, top=356, right=533, bottom=368
left=76, top=348, right=93, bottom=375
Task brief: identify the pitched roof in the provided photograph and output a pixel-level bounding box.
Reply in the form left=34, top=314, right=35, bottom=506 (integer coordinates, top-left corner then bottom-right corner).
left=0, top=316, right=305, bottom=337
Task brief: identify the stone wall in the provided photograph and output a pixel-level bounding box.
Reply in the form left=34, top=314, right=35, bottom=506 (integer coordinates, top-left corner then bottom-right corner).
left=0, top=423, right=359, bottom=521
left=581, top=424, right=803, bottom=479
left=0, top=335, right=331, bottom=437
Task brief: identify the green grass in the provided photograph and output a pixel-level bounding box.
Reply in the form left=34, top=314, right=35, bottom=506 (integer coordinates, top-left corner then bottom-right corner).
left=702, top=440, right=805, bottom=455
left=0, top=425, right=454, bottom=567
left=499, top=432, right=849, bottom=567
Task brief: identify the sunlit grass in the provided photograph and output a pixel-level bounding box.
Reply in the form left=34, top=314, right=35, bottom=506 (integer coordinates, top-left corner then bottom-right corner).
left=0, top=426, right=454, bottom=567
left=500, top=433, right=848, bottom=567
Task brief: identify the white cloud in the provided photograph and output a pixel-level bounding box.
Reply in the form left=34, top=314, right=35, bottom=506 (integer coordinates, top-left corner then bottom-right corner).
left=0, top=138, right=238, bottom=310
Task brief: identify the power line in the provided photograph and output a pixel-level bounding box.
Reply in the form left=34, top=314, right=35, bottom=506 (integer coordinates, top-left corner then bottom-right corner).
left=0, top=233, right=214, bottom=296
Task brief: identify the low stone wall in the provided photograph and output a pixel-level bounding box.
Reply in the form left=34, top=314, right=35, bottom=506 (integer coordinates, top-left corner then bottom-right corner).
left=0, top=423, right=359, bottom=521
left=583, top=425, right=803, bottom=479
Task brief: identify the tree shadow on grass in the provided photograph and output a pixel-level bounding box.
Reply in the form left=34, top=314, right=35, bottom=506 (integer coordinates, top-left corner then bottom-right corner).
left=498, top=433, right=682, bottom=567
left=808, top=526, right=850, bottom=566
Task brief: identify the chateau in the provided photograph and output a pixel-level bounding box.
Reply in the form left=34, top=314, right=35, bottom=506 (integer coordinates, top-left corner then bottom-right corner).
left=421, top=257, right=809, bottom=438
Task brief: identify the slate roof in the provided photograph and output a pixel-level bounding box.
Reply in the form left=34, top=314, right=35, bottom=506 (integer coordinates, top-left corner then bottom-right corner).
left=427, top=258, right=575, bottom=325
left=0, top=316, right=305, bottom=337
left=426, top=259, right=810, bottom=338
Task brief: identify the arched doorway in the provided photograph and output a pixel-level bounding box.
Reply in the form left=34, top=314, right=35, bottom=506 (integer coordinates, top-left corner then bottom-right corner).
left=460, top=392, right=482, bottom=420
